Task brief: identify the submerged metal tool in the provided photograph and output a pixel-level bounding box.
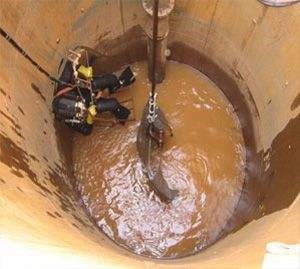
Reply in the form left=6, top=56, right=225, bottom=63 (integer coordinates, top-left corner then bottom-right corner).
left=137, top=0, right=178, bottom=202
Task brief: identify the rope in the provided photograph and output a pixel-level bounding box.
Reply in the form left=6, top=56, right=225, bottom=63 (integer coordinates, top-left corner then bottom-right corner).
left=0, top=27, right=84, bottom=89
left=0, top=27, right=61, bottom=84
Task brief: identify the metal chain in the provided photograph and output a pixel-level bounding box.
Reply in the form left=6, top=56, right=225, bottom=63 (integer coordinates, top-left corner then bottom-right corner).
left=147, top=92, right=158, bottom=123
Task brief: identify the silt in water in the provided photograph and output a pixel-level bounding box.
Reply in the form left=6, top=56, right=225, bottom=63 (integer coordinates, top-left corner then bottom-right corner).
left=73, top=61, right=245, bottom=258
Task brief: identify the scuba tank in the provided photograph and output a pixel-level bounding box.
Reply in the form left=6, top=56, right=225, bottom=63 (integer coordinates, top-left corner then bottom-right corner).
left=52, top=94, right=94, bottom=136
left=52, top=96, right=87, bottom=122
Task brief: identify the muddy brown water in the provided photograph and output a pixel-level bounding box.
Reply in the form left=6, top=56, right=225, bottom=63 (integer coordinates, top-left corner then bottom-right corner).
left=73, top=61, right=246, bottom=258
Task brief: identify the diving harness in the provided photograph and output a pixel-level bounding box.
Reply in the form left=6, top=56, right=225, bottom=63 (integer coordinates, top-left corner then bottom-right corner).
left=61, top=48, right=97, bottom=126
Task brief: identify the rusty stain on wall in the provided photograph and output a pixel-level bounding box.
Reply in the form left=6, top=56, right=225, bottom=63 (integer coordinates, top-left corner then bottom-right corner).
left=261, top=114, right=300, bottom=213
left=291, top=93, right=300, bottom=110
left=31, top=83, right=46, bottom=102
left=0, top=134, right=36, bottom=179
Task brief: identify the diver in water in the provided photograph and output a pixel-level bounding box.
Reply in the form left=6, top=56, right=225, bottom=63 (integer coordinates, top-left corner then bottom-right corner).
left=52, top=60, right=135, bottom=135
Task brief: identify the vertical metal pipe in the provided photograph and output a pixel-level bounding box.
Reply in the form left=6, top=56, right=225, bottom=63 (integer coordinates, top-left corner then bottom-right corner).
left=142, top=0, right=175, bottom=83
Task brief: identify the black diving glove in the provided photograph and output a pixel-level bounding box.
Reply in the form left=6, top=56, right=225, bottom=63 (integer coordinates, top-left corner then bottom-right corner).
left=96, top=97, right=130, bottom=120
left=118, top=66, right=135, bottom=88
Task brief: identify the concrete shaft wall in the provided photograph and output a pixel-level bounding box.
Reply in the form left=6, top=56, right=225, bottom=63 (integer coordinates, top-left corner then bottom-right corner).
left=0, top=1, right=299, bottom=268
